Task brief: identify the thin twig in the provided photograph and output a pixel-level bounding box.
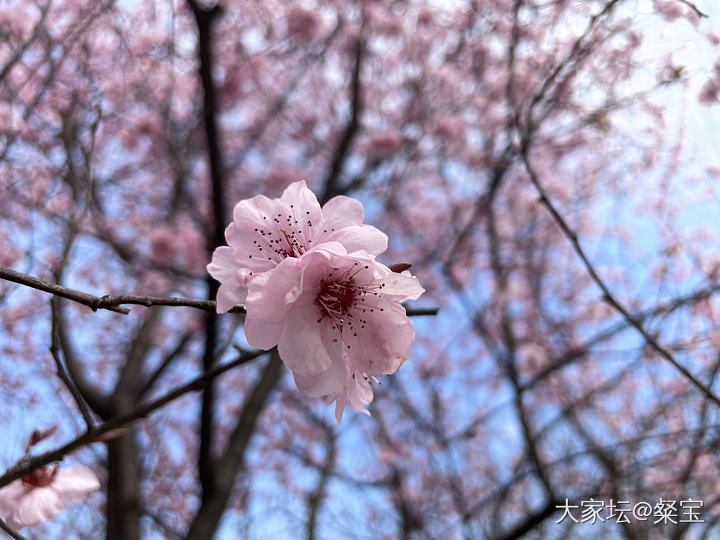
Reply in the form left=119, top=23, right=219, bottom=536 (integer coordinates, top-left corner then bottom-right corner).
left=0, top=349, right=267, bottom=490
left=677, top=0, right=708, bottom=18
left=321, top=18, right=365, bottom=203
left=520, top=145, right=720, bottom=408
left=0, top=266, right=130, bottom=314
left=139, top=331, right=194, bottom=397
left=0, top=266, right=435, bottom=316
left=50, top=298, right=95, bottom=429
left=0, top=520, right=27, bottom=540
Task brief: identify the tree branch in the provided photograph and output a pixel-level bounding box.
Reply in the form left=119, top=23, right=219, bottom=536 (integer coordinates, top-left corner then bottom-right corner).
left=0, top=266, right=433, bottom=316
left=0, top=349, right=267, bottom=490
left=49, top=298, right=95, bottom=429
left=55, top=298, right=112, bottom=418
left=520, top=145, right=720, bottom=408
left=185, top=352, right=284, bottom=540
left=676, top=0, right=708, bottom=18
left=0, top=519, right=27, bottom=540
left=187, top=0, right=229, bottom=504
left=321, top=25, right=365, bottom=203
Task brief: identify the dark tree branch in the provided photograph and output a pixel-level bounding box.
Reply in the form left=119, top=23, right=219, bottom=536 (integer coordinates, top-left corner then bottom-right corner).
left=0, top=519, right=27, bottom=540
left=485, top=199, right=556, bottom=502
left=490, top=497, right=561, bottom=540
left=321, top=26, right=365, bottom=203
left=0, top=0, right=51, bottom=84
left=0, top=266, right=434, bottom=316
left=0, top=265, right=130, bottom=314
left=306, top=433, right=335, bottom=540
left=525, top=0, right=622, bottom=130
left=0, top=349, right=266, bottom=490
left=49, top=298, right=95, bottom=429
left=55, top=298, right=112, bottom=418
left=676, top=0, right=708, bottom=18
left=140, top=331, right=195, bottom=396
left=520, top=145, right=720, bottom=408
left=187, top=0, right=227, bottom=504
left=185, top=352, right=284, bottom=540
left=115, top=308, right=161, bottom=402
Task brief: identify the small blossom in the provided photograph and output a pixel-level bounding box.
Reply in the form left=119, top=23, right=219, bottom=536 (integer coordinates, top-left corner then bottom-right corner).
left=207, top=181, right=388, bottom=312
left=365, top=130, right=404, bottom=160
left=0, top=464, right=100, bottom=529
left=244, top=245, right=424, bottom=421
left=286, top=7, right=322, bottom=41
left=700, top=79, right=720, bottom=105
left=433, top=115, right=466, bottom=143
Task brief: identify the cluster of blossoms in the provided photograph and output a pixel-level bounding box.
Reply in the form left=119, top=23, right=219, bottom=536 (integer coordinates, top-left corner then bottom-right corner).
left=208, top=181, right=424, bottom=421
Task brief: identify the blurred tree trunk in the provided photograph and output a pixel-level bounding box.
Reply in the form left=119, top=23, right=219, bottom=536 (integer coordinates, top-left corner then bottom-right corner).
left=106, top=431, right=140, bottom=540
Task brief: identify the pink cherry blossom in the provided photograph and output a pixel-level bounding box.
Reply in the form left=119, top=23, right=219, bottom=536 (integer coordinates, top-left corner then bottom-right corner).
left=243, top=244, right=424, bottom=421
left=286, top=7, right=323, bottom=41
left=207, top=181, right=388, bottom=312
left=364, top=130, right=404, bottom=161
left=0, top=464, right=100, bottom=529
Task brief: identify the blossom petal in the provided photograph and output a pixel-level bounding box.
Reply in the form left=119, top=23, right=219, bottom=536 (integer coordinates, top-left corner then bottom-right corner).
left=321, top=195, right=364, bottom=229
left=379, top=269, right=425, bottom=301
left=50, top=465, right=100, bottom=502
left=344, top=301, right=415, bottom=375
left=329, top=391, right=348, bottom=423
left=278, top=306, right=338, bottom=376
left=280, top=180, right=323, bottom=236
left=0, top=481, right=29, bottom=518
left=293, top=350, right=347, bottom=395
left=245, top=257, right=301, bottom=321
left=216, top=281, right=248, bottom=313
left=225, top=221, right=280, bottom=273
left=9, top=486, right=64, bottom=529
left=207, top=246, right=237, bottom=282
left=322, top=225, right=388, bottom=256
left=347, top=374, right=373, bottom=415
left=232, top=193, right=282, bottom=226
left=244, top=317, right=284, bottom=350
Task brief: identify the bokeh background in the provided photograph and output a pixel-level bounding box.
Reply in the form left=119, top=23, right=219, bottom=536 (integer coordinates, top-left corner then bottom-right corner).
left=2, top=0, right=720, bottom=538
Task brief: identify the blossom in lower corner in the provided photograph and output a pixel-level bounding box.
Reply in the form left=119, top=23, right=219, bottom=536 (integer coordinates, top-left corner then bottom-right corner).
left=0, top=464, right=100, bottom=529
left=207, top=180, right=388, bottom=312
left=243, top=244, right=424, bottom=421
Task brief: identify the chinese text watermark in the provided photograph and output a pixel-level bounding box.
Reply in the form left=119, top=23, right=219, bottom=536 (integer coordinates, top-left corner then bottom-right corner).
left=555, top=498, right=703, bottom=525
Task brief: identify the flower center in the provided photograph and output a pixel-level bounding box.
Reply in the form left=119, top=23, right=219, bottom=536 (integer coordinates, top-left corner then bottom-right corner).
left=314, top=263, right=384, bottom=339
left=22, top=465, right=59, bottom=488
left=316, top=279, right=358, bottom=324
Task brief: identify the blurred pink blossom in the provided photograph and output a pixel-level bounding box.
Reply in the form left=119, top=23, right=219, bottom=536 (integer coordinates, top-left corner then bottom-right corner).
left=433, top=115, right=465, bottom=143
left=700, top=79, right=719, bottom=105
left=364, top=130, right=404, bottom=160
left=149, top=227, right=176, bottom=261
left=0, top=464, right=100, bottom=529
left=653, top=0, right=687, bottom=22
left=286, top=7, right=322, bottom=41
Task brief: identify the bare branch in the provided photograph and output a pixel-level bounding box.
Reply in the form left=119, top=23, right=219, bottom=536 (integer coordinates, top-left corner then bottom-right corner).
left=520, top=145, right=720, bottom=408
left=0, top=349, right=267, bottom=490
left=0, top=0, right=52, bottom=84
left=140, top=331, right=194, bottom=396
left=0, top=266, right=434, bottom=316
left=321, top=23, right=365, bottom=203
left=0, top=519, right=27, bottom=540
left=50, top=298, right=95, bottom=429
left=677, top=0, right=708, bottom=18
left=185, top=352, right=284, bottom=539
left=0, top=265, right=129, bottom=314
